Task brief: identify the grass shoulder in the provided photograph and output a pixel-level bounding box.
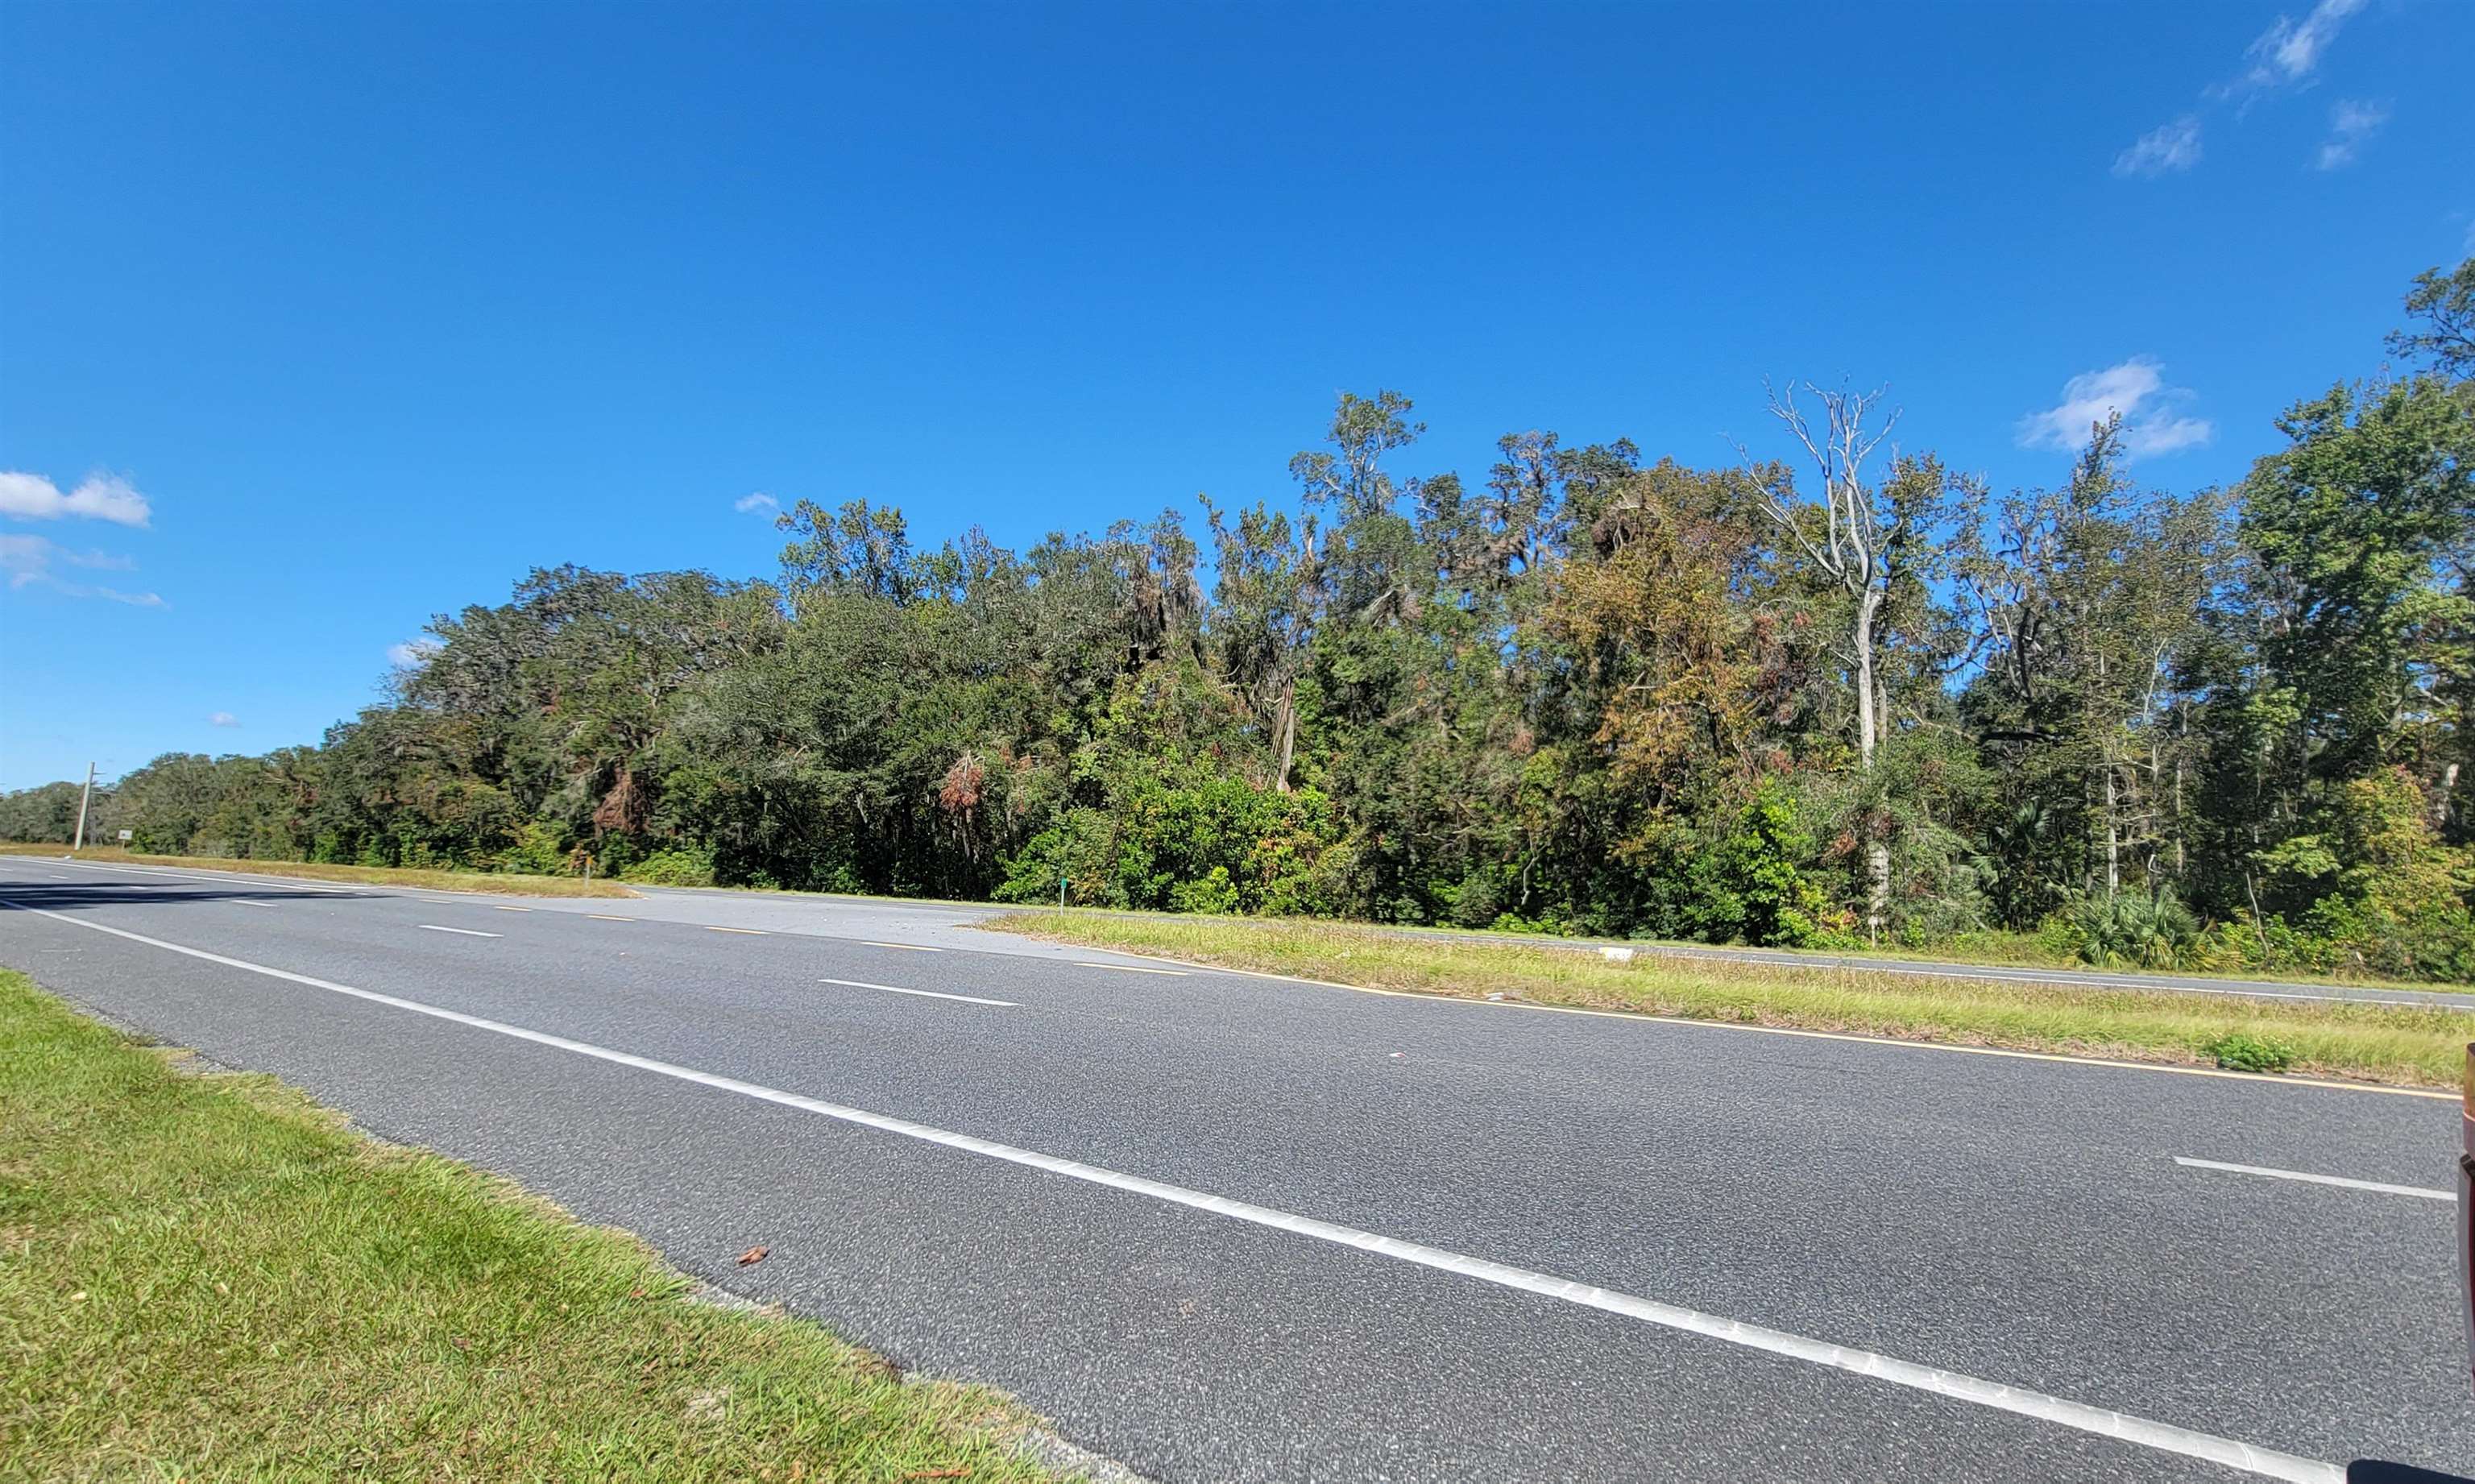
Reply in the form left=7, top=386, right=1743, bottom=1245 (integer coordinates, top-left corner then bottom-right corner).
left=984, top=912, right=2465, bottom=1089
left=1010, top=905, right=2469, bottom=998
left=0, top=970, right=1070, bottom=1481
left=0, top=842, right=637, bottom=899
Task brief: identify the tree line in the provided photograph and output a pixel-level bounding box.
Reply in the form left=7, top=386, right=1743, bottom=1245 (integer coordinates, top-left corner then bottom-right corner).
left=9, top=260, right=2470, bottom=978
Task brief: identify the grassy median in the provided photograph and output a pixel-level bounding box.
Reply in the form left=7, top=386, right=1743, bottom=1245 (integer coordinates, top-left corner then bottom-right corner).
left=0, top=842, right=636, bottom=899
left=0, top=970, right=1062, bottom=1482
left=987, top=913, right=2469, bottom=1088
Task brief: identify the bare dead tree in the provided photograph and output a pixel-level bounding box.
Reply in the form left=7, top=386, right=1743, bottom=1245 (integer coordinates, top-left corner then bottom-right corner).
left=1745, top=380, right=1902, bottom=940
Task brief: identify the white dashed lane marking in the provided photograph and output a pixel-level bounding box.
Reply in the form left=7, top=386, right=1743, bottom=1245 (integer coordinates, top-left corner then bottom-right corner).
left=2173, top=1156, right=2449, bottom=1201
left=819, top=977, right=1015, bottom=1007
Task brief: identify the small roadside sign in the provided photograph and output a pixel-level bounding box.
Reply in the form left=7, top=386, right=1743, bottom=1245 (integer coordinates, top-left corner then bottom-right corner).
left=117, top=829, right=133, bottom=841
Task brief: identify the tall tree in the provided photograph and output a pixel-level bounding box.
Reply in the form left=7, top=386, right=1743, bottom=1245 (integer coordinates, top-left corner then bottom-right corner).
left=1748, top=383, right=1970, bottom=938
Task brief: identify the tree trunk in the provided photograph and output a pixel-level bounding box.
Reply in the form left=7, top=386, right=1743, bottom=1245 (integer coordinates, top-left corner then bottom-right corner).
left=2172, top=752, right=2187, bottom=874
left=2103, top=764, right=2121, bottom=895
left=1272, top=676, right=1298, bottom=794
left=1853, top=591, right=1889, bottom=941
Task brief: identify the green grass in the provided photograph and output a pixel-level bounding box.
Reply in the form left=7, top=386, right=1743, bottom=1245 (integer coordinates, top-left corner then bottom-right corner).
left=985, top=913, right=2469, bottom=1089
left=1005, top=905, right=2468, bottom=997
left=0, top=970, right=1064, bottom=1482
left=0, top=842, right=638, bottom=899
left=1245, top=913, right=2465, bottom=996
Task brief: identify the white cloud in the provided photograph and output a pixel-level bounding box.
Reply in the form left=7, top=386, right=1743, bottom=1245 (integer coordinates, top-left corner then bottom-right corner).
left=0, top=470, right=153, bottom=527
left=0, top=533, right=163, bottom=604
left=209, top=711, right=239, bottom=727
left=0, top=533, right=49, bottom=586
left=2235, top=0, right=2368, bottom=93
left=2113, top=117, right=2202, bottom=178
left=734, top=491, right=779, bottom=515
left=2314, top=99, right=2388, bottom=170
left=388, top=638, right=444, bottom=667
left=2122, top=0, right=2375, bottom=180
left=2017, top=358, right=2215, bottom=460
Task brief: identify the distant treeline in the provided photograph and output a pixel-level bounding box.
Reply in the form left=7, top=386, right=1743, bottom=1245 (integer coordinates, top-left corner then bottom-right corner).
left=9, top=261, right=2471, bottom=979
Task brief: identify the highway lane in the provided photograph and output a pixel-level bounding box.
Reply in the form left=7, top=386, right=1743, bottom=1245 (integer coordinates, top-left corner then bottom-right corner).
left=1, top=856, right=2466, bottom=1482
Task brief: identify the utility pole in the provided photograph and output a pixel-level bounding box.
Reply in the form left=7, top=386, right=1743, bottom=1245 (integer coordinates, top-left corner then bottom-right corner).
left=72, top=761, right=96, bottom=852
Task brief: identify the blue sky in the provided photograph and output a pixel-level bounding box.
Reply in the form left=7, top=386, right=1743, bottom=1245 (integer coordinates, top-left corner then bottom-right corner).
left=2, top=0, right=2469, bottom=789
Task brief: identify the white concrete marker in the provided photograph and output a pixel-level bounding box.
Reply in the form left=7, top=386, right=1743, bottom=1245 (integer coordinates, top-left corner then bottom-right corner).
left=0, top=897, right=2346, bottom=1484
left=2173, top=1156, right=2450, bottom=1201
left=418, top=924, right=501, bottom=939
left=819, top=977, right=1015, bottom=1007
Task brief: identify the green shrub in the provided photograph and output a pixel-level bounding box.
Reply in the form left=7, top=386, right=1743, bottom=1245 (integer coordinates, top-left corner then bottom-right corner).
left=1167, top=866, right=1241, bottom=915
left=2203, top=1031, right=2297, bottom=1074
left=2069, top=889, right=2203, bottom=970
left=1688, top=783, right=1828, bottom=947
left=495, top=821, right=568, bottom=877
left=1488, top=913, right=1561, bottom=935
left=621, top=846, right=717, bottom=887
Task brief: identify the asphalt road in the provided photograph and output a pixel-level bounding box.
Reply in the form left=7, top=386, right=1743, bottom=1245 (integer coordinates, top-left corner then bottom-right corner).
left=2, top=854, right=2468, bottom=1482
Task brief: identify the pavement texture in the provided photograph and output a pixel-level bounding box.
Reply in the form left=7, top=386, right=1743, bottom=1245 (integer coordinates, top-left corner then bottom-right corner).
left=1, top=853, right=2467, bottom=1483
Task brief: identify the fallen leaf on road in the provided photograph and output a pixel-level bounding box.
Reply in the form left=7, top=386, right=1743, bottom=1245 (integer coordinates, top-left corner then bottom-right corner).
left=736, top=1246, right=769, bottom=1266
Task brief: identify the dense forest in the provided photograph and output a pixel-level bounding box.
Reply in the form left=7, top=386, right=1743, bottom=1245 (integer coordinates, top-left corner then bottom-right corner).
left=10, top=261, right=2471, bottom=978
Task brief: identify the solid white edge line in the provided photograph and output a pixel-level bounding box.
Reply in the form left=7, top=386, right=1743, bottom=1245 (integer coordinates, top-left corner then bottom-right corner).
left=229, top=898, right=276, bottom=908
left=417, top=924, right=502, bottom=938
left=2172, top=1156, right=2451, bottom=1201
left=819, top=976, right=1015, bottom=1007
left=32, top=857, right=357, bottom=894
left=1076, top=961, right=1188, bottom=976
left=860, top=940, right=943, bottom=952
left=0, top=896, right=2346, bottom=1484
